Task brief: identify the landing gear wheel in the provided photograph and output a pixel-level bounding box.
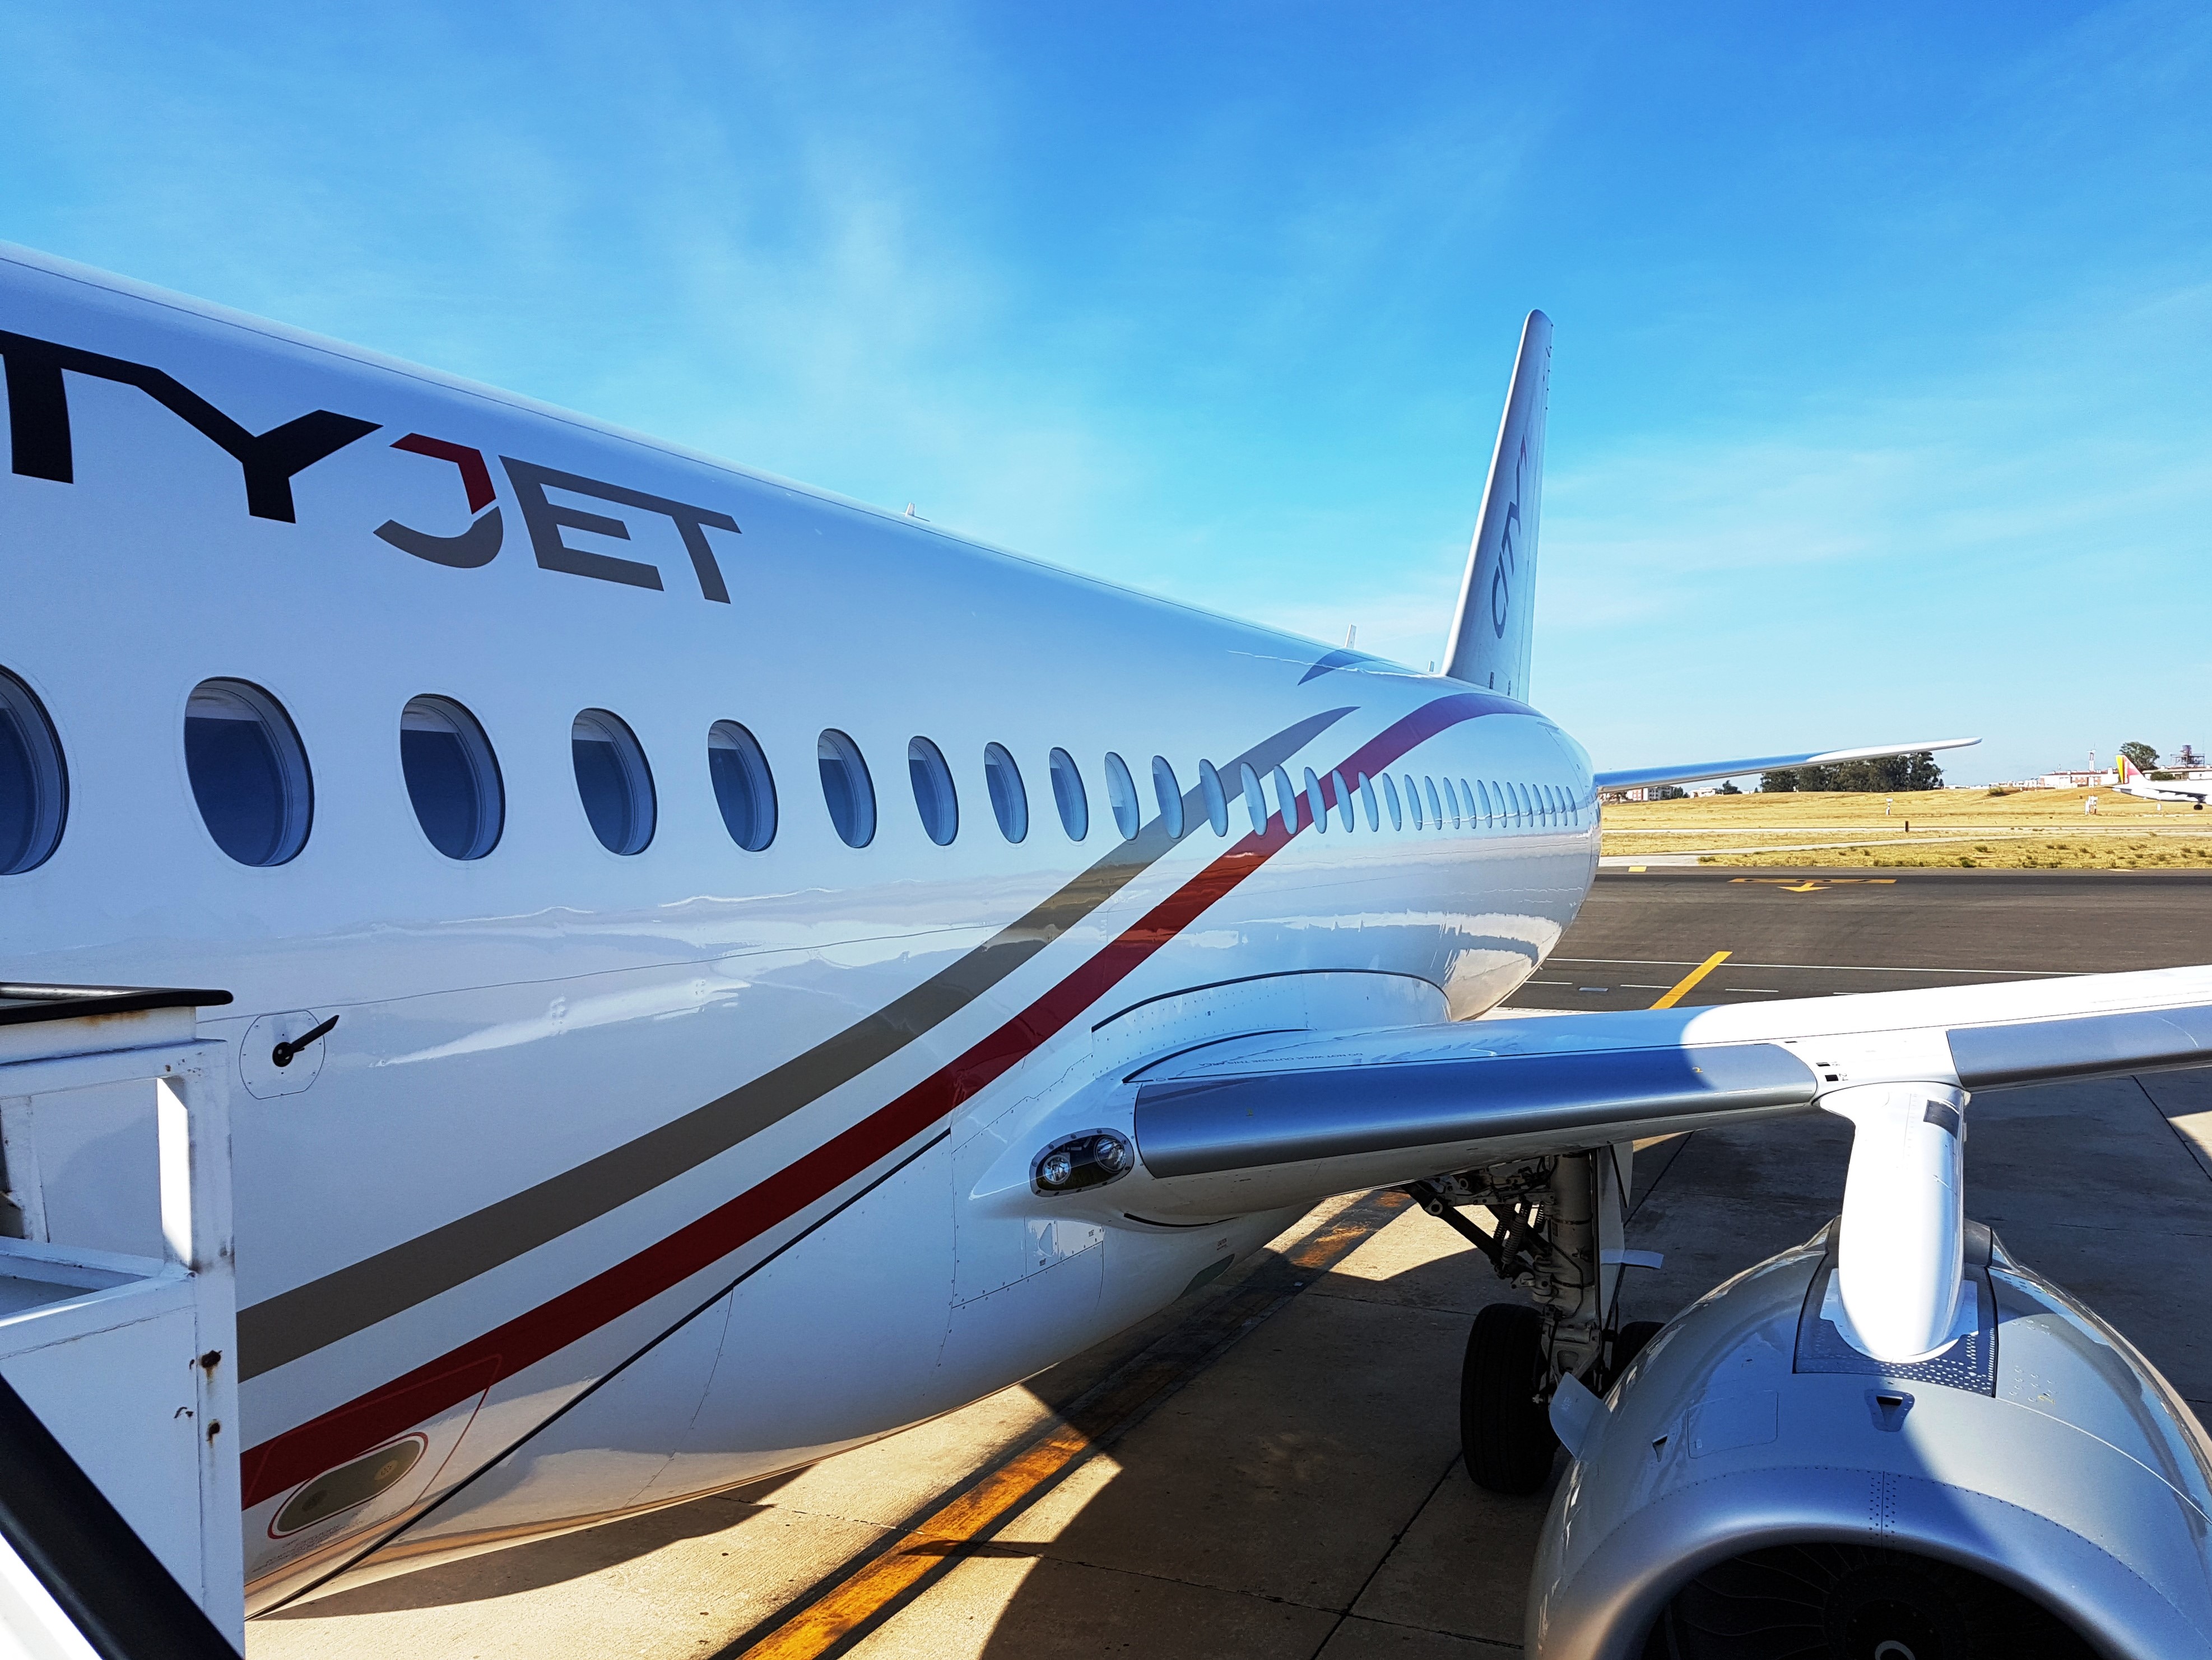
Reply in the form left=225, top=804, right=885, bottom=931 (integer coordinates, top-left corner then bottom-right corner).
left=1607, top=1319, right=1664, bottom=1390
left=1461, top=1303, right=1558, bottom=1494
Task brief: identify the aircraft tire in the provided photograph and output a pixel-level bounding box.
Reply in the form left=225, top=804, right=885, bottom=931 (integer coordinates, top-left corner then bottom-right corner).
left=1461, top=1302, right=1558, bottom=1494
left=1608, top=1319, right=1665, bottom=1389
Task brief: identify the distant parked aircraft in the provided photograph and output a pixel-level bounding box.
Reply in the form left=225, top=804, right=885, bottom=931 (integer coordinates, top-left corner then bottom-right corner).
left=2118, top=753, right=2211, bottom=809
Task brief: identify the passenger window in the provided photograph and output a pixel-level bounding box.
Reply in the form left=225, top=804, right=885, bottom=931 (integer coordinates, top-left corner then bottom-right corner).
left=819, top=729, right=876, bottom=848
left=1271, top=765, right=1299, bottom=831
left=1381, top=773, right=1403, bottom=831
left=982, top=743, right=1028, bottom=843
left=1049, top=747, right=1088, bottom=841
left=1476, top=779, right=1493, bottom=825
left=907, top=738, right=958, bottom=845
left=0, top=667, right=66, bottom=875
left=1198, top=760, right=1229, bottom=837
left=1405, top=775, right=1424, bottom=829
left=1331, top=770, right=1354, bottom=831
left=708, top=721, right=777, bottom=852
left=1357, top=772, right=1379, bottom=831
left=1303, top=769, right=1327, bottom=833
left=1424, top=777, right=1444, bottom=829
left=1239, top=762, right=1267, bottom=835
left=571, top=708, right=656, bottom=854
left=1152, top=756, right=1185, bottom=839
left=1518, top=782, right=1533, bottom=823
left=1460, top=780, right=1477, bottom=825
left=186, top=680, right=313, bottom=867
left=1104, top=752, right=1141, bottom=840
left=402, top=695, right=503, bottom=860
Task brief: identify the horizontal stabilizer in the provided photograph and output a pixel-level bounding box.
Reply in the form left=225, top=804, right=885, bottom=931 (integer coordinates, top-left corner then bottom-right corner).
left=1595, top=736, right=1978, bottom=793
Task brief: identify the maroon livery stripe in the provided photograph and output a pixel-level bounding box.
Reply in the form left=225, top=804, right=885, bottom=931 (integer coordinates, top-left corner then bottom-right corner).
left=240, top=690, right=1518, bottom=1510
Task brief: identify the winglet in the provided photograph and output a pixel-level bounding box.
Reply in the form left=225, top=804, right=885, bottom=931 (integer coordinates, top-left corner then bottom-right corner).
left=1442, top=310, right=1553, bottom=700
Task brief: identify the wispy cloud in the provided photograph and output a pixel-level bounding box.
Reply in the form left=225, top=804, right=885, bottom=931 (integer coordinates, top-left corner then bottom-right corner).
left=3, top=1, right=2208, bottom=783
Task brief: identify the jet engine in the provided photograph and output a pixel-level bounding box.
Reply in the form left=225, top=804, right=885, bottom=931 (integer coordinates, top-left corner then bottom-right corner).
left=1527, top=1219, right=2212, bottom=1659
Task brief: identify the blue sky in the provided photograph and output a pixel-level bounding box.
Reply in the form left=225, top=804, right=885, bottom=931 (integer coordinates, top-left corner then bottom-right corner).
left=6, top=2, right=2208, bottom=783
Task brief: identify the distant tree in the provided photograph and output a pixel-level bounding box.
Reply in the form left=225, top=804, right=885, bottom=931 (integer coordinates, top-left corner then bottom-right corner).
left=1757, top=752, right=1943, bottom=793
left=2121, top=741, right=2159, bottom=771
left=1902, top=750, right=1946, bottom=791
left=1652, top=784, right=1689, bottom=801
left=1716, top=780, right=1742, bottom=795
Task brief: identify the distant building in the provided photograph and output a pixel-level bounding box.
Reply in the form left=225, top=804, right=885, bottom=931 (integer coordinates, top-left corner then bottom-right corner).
left=2039, top=770, right=2116, bottom=789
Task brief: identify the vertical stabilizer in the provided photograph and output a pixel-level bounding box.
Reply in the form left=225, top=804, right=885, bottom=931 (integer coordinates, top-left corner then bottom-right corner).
left=1441, top=310, right=1552, bottom=699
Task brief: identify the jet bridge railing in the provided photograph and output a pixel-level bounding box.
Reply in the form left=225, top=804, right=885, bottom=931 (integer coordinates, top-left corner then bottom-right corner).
left=0, top=984, right=242, bottom=1653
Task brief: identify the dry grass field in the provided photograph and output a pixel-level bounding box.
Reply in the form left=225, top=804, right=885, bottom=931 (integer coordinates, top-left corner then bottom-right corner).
left=1600, top=787, right=2212, bottom=868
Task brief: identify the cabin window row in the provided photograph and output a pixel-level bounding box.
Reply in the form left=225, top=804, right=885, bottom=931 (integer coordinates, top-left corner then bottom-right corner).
left=0, top=664, right=1590, bottom=874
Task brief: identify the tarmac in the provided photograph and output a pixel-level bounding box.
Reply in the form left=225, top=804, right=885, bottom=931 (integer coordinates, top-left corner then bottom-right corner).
left=248, top=869, right=2212, bottom=1660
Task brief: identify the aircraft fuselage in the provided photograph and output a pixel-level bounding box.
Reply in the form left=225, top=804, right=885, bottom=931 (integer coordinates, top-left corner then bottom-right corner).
left=0, top=247, right=1598, bottom=1604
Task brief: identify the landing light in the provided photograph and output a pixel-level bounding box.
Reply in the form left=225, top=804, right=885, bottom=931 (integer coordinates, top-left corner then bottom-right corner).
left=1031, top=1129, right=1136, bottom=1196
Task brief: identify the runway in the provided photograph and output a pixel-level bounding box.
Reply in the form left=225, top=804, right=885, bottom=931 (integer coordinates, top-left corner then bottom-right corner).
left=248, top=871, right=2212, bottom=1660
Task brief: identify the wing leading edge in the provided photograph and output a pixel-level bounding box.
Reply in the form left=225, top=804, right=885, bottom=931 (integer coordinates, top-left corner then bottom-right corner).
left=1594, top=736, right=1978, bottom=793
left=1126, top=964, right=2212, bottom=1217
left=1107, top=965, right=2212, bottom=1363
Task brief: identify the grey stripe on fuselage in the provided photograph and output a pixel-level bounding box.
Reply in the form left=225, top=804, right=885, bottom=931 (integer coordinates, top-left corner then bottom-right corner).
left=238, top=706, right=1355, bottom=1380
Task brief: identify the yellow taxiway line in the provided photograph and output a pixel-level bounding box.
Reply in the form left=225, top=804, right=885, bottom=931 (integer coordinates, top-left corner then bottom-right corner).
left=1649, top=951, right=1730, bottom=1009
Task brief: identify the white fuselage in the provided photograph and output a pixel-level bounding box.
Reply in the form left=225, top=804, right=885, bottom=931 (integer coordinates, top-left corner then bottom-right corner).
left=2121, top=776, right=2212, bottom=807
left=0, top=247, right=1598, bottom=1607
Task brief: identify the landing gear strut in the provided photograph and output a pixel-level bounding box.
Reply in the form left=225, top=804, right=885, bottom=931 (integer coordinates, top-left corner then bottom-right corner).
left=1409, top=1146, right=1648, bottom=1494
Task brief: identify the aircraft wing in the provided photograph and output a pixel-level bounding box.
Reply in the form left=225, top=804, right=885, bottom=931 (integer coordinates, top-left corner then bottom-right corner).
left=1594, top=736, right=1978, bottom=793
left=1114, top=966, right=2212, bottom=1359
left=1127, top=964, right=2212, bottom=1214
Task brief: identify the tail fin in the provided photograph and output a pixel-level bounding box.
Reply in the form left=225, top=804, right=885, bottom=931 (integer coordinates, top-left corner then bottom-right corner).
left=1442, top=310, right=1552, bottom=699
left=2120, top=754, right=2143, bottom=783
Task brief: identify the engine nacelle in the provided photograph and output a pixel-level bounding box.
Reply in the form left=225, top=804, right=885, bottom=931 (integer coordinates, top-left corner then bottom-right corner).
left=1529, top=1220, right=2212, bottom=1658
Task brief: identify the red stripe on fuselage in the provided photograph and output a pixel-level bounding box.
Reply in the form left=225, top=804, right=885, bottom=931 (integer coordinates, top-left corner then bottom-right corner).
left=240, top=691, right=1518, bottom=1510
